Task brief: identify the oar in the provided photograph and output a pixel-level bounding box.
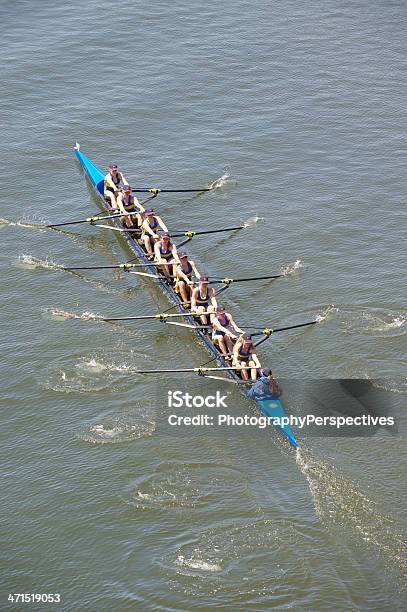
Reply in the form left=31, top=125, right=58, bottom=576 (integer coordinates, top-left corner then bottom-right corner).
left=171, top=226, right=244, bottom=238
left=87, top=223, right=141, bottom=233
left=63, top=264, right=161, bottom=277
left=63, top=262, right=169, bottom=271
left=125, top=270, right=163, bottom=279
left=210, top=274, right=282, bottom=285
left=199, top=320, right=319, bottom=363
left=100, top=312, right=211, bottom=322
left=175, top=237, right=193, bottom=249
left=46, top=194, right=156, bottom=228
left=134, top=366, right=252, bottom=374
left=197, top=374, right=247, bottom=384
left=131, top=187, right=212, bottom=194
left=163, top=321, right=211, bottom=330
left=253, top=320, right=318, bottom=347
left=46, top=211, right=140, bottom=228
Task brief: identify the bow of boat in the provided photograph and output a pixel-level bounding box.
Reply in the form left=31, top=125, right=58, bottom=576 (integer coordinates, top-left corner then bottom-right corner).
left=74, top=143, right=105, bottom=195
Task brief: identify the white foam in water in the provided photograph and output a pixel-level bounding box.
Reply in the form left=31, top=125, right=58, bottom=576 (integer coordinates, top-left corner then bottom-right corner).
left=14, top=215, right=48, bottom=230
left=48, top=308, right=79, bottom=320
left=209, top=172, right=230, bottom=189
left=90, top=424, right=137, bottom=438
left=81, top=410, right=156, bottom=444
left=344, top=309, right=406, bottom=337
left=77, top=359, right=107, bottom=373
left=368, top=314, right=406, bottom=333
left=80, top=311, right=100, bottom=321
left=0, top=218, right=38, bottom=229
left=46, top=308, right=78, bottom=321
left=316, top=305, right=339, bottom=323
left=176, top=555, right=222, bottom=572
left=43, top=308, right=101, bottom=321
left=18, top=254, right=60, bottom=270
left=281, top=259, right=303, bottom=276
left=77, top=357, right=137, bottom=374
left=242, top=215, right=265, bottom=228
left=389, top=316, right=405, bottom=328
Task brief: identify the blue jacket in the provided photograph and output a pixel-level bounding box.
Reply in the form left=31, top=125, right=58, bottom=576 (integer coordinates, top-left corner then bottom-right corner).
left=246, top=377, right=282, bottom=401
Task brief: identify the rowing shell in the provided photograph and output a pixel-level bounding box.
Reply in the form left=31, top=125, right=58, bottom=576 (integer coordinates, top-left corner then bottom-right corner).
left=74, top=144, right=298, bottom=449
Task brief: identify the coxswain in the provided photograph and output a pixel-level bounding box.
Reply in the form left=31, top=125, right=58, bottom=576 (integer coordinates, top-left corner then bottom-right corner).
left=191, top=276, right=217, bottom=325
left=142, top=209, right=168, bottom=254
left=232, top=333, right=261, bottom=381
left=116, top=184, right=145, bottom=228
left=246, top=369, right=282, bottom=400
left=154, top=232, right=178, bottom=280
left=104, top=164, right=128, bottom=209
left=212, top=305, right=244, bottom=360
left=175, top=251, right=200, bottom=306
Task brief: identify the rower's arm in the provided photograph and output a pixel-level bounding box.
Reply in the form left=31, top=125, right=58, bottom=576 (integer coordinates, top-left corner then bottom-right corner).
left=143, top=220, right=157, bottom=237
left=156, top=216, right=168, bottom=233
left=134, top=195, right=145, bottom=213
left=209, top=288, right=217, bottom=311
left=153, top=242, right=162, bottom=260
left=233, top=341, right=241, bottom=360
left=119, top=172, right=129, bottom=187
left=104, top=175, right=117, bottom=192
left=190, top=289, right=197, bottom=310
left=214, top=320, right=233, bottom=336
left=229, top=316, right=244, bottom=335
left=177, top=266, right=190, bottom=284
left=116, top=195, right=127, bottom=215
left=190, top=260, right=201, bottom=280
left=251, top=350, right=261, bottom=369
left=171, top=244, right=178, bottom=261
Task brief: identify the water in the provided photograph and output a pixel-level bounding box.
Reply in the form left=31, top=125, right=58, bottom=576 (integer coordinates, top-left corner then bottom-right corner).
left=1, top=1, right=406, bottom=610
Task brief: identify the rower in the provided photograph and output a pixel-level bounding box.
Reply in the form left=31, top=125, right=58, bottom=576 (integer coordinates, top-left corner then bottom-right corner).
left=116, top=184, right=145, bottom=228
left=142, top=208, right=168, bottom=254
left=212, top=305, right=244, bottom=361
left=154, top=232, right=178, bottom=280
left=104, top=164, right=128, bottom=209
left=233, top=333, right=261, bottom=381
left=191, top=276, right=217, bottom=325
left=175, top=251, right=200, bottom=306
left=246, top=369, right=282, bottom=400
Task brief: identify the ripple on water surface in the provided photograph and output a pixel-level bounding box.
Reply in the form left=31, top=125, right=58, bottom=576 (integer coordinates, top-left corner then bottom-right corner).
left=121, top=462, right=255, bottom=512
left=40, top=349, right=153, bottom=393
left=151, top=519, right=312, bottom=605
left=343, top=307, right=407, bottom=338
left=79, top=405, right=155, bottom=444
